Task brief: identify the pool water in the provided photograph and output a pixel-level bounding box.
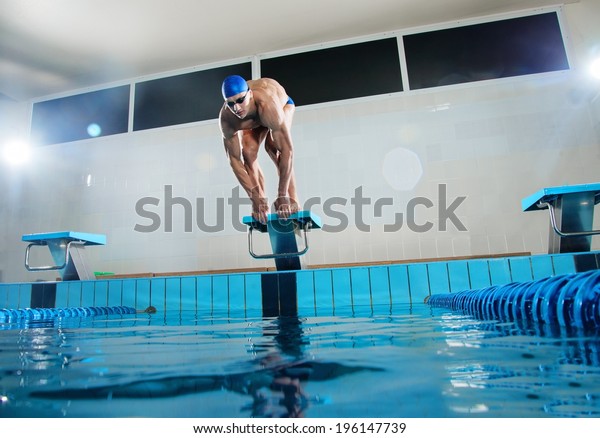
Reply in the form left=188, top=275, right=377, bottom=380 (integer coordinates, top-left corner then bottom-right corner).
left=1, top=304, right=599, bottom=418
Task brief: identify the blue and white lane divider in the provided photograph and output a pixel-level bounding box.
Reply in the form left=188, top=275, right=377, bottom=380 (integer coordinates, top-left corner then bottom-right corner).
left=427, top=270, right=600, bottom=330
left=0, top=305, right=137, bottom=323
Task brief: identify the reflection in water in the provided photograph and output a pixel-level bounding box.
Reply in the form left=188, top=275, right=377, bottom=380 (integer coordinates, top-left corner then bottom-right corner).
left=434, top=311, right=600, bottom=417
left=3, top=305, right=600, bottom=418
left=29, top=315, right=382, bottom=418
left=437, top=311, right=600, bottom=367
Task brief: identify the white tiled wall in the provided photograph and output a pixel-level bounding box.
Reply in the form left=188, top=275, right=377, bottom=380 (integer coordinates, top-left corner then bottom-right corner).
left=1, top=4, right=600, bottom=283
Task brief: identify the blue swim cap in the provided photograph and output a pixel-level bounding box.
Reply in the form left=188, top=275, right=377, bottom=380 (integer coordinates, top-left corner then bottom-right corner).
left=221, top=75, right=249, bottom=99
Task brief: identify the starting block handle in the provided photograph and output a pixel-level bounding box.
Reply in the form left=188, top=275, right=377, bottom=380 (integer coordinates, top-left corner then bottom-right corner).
left=537, top=201, right=600, bottom=238
left=247, top=222, right=311, bottom=259
left=24, top=240, right=85, bottom=272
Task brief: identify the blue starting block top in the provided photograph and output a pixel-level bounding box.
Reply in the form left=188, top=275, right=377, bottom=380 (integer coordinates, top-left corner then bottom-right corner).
left=242, top=211, right=322, bottom=233
left=522, top=183, right=600, bottom=212
left=22, top=231, right=106, bottom=246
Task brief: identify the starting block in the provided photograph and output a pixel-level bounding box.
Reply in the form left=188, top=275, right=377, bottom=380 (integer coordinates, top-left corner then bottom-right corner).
left=22, top=231, right=106, bottom=280
left=522, top=183, right=600, bottom=253
left=242, top=211, right=322, bottom=271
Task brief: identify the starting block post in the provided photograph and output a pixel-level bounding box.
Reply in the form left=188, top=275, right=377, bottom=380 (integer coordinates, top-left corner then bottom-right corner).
left=22, top=231, right=106, bottom=280
left=242, top=211, right=322, bottom=271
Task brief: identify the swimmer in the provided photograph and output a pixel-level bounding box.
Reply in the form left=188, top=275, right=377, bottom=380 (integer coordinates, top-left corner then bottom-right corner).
left=137, top=306, right=157, bottom=314
left=219, top=76, right=299, bottom=224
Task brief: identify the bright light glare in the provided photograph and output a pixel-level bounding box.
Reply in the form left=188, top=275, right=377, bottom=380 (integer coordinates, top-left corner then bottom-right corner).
left=2, top=139, right=32, bottom=165
left=591, top=57, right=600, bottom=80
left=87, top=123, right=102, bottom=137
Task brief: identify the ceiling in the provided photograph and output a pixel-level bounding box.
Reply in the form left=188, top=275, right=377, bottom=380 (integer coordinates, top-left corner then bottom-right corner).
left=0, top=0, right=578, bottom=102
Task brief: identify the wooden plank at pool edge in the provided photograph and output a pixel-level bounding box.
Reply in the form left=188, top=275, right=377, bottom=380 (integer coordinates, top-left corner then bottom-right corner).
left=96, top=252, right=531, bottom=279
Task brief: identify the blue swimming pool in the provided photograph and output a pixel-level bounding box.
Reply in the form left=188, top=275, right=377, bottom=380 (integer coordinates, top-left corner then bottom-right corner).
left=1, top=302, right=599, bottom=418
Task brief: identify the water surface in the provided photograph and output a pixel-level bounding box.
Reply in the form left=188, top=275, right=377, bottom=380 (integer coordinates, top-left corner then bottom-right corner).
left=1, top=304, right=599, bottom=418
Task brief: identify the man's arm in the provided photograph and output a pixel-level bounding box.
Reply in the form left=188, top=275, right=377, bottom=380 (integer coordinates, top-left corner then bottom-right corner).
left=270, top=127, right=294, bottom=198
left=258, top=103, right=297, bottom=218
left=222, top=131, right=269, bottom=223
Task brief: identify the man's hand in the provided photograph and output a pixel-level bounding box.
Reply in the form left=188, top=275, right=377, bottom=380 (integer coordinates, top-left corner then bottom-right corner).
left=274, top=196, right=299, bottom=219
left=252, top=197, right=270, bottom=224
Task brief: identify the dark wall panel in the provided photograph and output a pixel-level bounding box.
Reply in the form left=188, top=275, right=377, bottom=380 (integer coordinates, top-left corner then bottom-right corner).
left=133, top=63, right=252, bottom=131
left=31, top=86, right=130, bottom=146
left=404, top=12, right=569, bottom=90
left=260, top=38, right=403, bottom=106
left=30, top=11, right=570, bottom=145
